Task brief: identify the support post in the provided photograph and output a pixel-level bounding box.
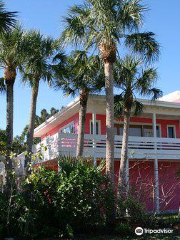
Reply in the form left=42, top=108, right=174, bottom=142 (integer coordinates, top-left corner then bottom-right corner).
left=154, top=158, right=160, bottom=213
left=153, top=113, right=157, bottom=138
left=92, top=112, right=96, bottom=135
left=92, top=112, right=97, bottom=166
left=153, top=113, right=159, bottom=213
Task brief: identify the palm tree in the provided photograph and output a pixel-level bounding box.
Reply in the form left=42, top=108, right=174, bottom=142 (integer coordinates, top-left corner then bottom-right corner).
left=0, top=1, right=17, bottom=32
left=21, top=30, right=65, bottom=172
left=53, top=50, right=104, bottom=157
left=114, top=56, right=162, bottom=198
left=0, top=26, right=26, bottom=188
left=61, top=0, right=159, bottom=185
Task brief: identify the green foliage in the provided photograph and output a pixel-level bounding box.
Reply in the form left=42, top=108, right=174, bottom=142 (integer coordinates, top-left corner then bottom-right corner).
left=61, top=0, right=159, bottom=64
left=0, top=129, right=6, bottom=156
left=117, top=196, right=146, bottom=224
left=114, top=56, right=162, bottom=117
left=115, top=222, right=133, bottom=236
left=0, top=157, right=114, bottom=238
left=53, top=50, right=105, bottom=97
left=0, top=1, right=17, bottom=32
left=0, top=25, right=27, bottom=70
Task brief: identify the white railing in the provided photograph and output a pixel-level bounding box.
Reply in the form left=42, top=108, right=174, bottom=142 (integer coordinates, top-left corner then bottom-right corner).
left=32, top=133, right=180, bottom=161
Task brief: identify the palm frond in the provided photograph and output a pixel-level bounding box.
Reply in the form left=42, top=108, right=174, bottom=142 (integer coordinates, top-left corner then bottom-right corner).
left=132, top=100, right=143, bottom=116
left=125, top=32, right=160, bottom=63
left=148, top=88, right=163, bottom=100
left=0, top=1, right=17, bottom=32
left=114, top=94, right=125, bottom=117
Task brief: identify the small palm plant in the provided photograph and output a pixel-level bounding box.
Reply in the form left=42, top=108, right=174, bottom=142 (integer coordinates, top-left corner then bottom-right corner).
left=61, top=0, right=160, bottom=185
left=20, top=30, right=66, bottom=172
left=114, top=56, right=162, bottom=198
left=53, top=50, right=104, bottom=157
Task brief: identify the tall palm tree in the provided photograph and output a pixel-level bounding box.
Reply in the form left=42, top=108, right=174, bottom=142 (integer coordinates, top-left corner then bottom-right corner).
left=114, top=56, right=162, bottom=198
left=61, top=0, right=159, bottom=185
left=21, top=30, right=65, bottom=172
left=53, top=50, right=104, bottom=157
left=0, top=26, right=26, bottom=188
left=0, top=1, right=17, bottom=32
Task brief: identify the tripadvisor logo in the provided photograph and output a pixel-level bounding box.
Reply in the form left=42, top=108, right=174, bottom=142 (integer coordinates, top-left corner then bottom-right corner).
left=135, top=227, right=143, bottom=236
left=135, top=227, right=173, bottom=235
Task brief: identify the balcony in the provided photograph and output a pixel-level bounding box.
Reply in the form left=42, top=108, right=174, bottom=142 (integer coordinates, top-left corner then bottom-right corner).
left=33, top=133, right=180, bottom=162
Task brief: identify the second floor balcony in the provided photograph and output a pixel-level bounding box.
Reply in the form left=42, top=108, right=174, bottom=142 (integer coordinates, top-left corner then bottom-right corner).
left=33, top=133, right=180, bottom=162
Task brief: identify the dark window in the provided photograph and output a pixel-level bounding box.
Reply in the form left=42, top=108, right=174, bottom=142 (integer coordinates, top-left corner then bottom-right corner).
left=168, top=126, right=175, bottom=138
left=91, top=121, right=100, bottom=134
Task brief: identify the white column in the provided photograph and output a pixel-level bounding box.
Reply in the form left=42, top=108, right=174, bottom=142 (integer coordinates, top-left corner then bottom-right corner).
left=92, top=112, right=97, bottom=166
left=153, top=113, right=159, bottom=212
left=154, top=158, right=160, bottom=213
left=153, top=113, right=157, bottom=138
left=92, top=112, right=96, bottom=135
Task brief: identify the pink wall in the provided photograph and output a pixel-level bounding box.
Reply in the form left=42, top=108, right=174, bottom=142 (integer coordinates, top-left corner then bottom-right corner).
left=114, top=160, right=180, bottom=212
left=159, top=161, right=180, bottom=211
left=41, top=113, right=79, bottom=141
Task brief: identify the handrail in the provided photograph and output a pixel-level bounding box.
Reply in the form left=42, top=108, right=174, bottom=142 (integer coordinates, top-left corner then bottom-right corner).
left=32, top=133, right=180, bottom=161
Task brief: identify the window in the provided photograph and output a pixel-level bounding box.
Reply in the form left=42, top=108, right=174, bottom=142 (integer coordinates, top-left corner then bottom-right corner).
left=114, top=124, right=123, bottom=135
left=129, top=125, right=142, bottom=137
left=114, top=123, right=161, bottom=137
left=143, top=126, right=160, bottom=138
left=167, top=126, right=175, bottom=138
left=60, top=122, right=75, bottom=134
left=90, top=120, right=101, bottom=135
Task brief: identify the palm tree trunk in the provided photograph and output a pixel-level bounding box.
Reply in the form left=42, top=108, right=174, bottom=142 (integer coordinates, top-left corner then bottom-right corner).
left=25, top=80, right=39, bottom=172
left=5, top=79, right=15, bottom=192
left=118, top=109, right=131, bottom=199
left=76, top=89, right=88, bottom=157
left=104, top=61, right=115, bottom=185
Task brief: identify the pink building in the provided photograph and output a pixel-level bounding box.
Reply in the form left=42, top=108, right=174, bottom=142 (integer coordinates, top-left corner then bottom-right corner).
left=23, top=91, right=180, bottom=214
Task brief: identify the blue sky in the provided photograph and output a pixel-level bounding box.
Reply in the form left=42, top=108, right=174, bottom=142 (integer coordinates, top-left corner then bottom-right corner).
left=1, top=0, right=180, bottom=136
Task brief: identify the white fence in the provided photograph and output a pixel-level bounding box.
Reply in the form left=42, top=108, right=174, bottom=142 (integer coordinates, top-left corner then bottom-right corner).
left=33, top=133, right=180, bottom=161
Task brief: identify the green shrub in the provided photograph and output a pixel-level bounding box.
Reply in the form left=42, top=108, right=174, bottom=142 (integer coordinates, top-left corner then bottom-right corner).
left=0, top=157, right=115, bottom=239
left=115, top=222, right=133, bottom=236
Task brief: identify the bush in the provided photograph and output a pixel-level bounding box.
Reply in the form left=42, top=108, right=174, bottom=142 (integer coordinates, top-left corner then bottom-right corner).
left=115, top=222, right=133, bottom=236
left=0, top=157, right=115, bottom=239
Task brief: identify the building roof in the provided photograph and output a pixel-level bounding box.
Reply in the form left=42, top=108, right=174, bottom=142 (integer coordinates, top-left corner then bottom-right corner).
left=159, top=91, right=180, bottom=103
left=34, top=93, right=180, bottom=138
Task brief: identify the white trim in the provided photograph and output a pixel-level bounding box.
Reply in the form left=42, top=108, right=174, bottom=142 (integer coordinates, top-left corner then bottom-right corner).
left=90, top=120, right=101, bottom=135
left=167, top=125, right=176, bottom=138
